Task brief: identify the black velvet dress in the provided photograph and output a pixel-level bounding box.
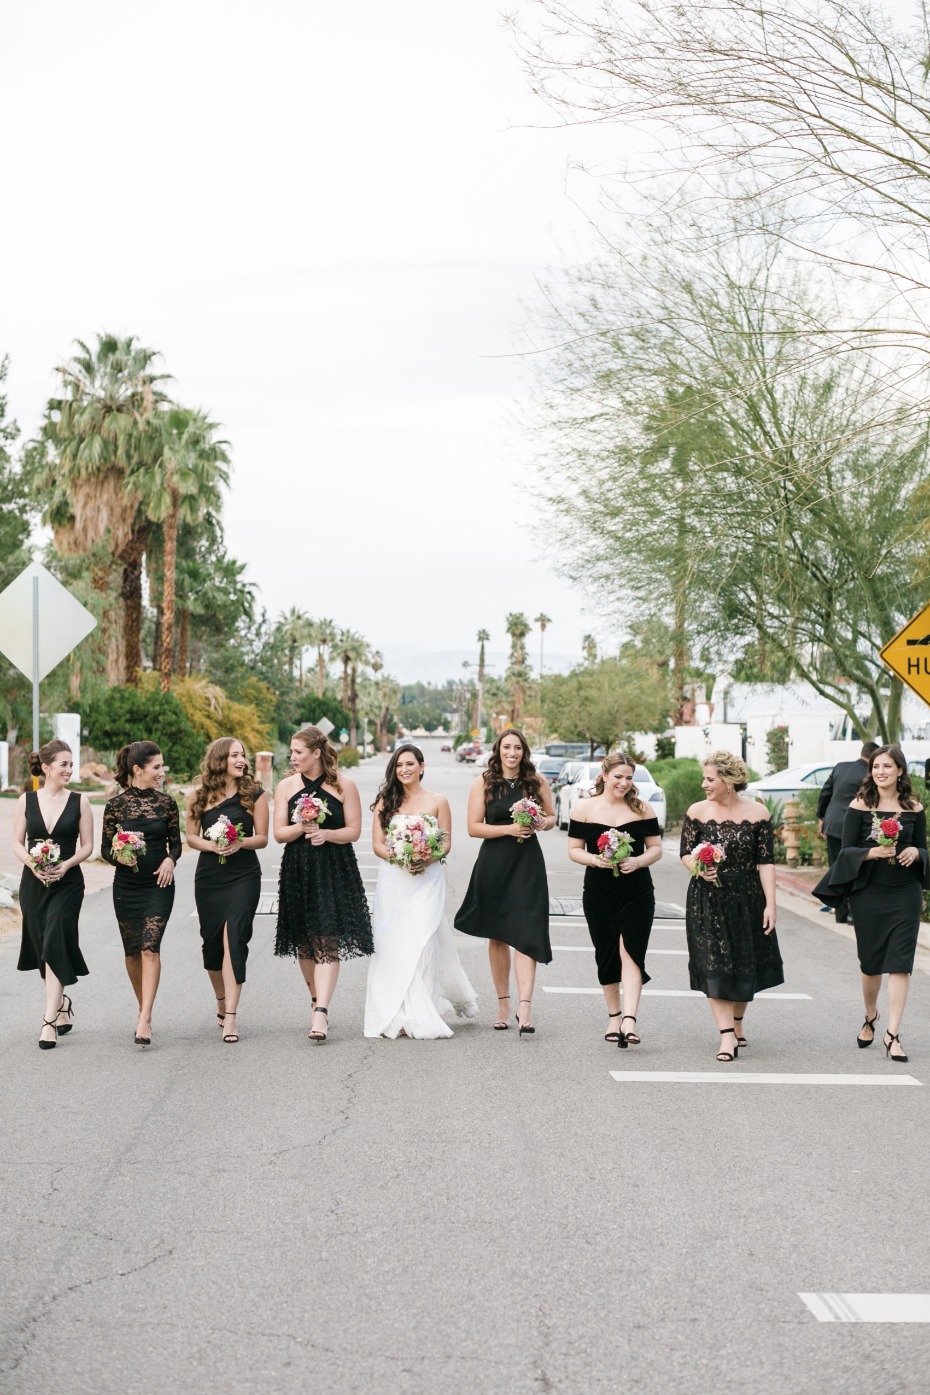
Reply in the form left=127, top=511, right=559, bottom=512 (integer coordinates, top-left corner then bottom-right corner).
left=454, top=783, right=552, bottom=964
left=274, top=774, right=373, bottom=964
left=680, top=814, right=784, bottom=1000
left=17, top=790, right=88, bottom=986
left=101, top=787, right=182, bottom=954
left=815, top=807, right=928, bottom=974
left=570, top=816, right=659, bottom=985
left=194, top=793, right=263, bottom=984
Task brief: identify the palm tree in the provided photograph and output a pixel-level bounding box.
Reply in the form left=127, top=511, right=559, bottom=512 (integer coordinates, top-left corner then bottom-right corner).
left=277, top=607, right=311, bottom=687
left=338, top=628, right=367, bottom=708
left=534, top=613, right=552, bottom=678
left=582, top=634, right=598, bottom=665
left=130, top=407, right=230, bottom=690
left=342, top=631, right=371, bottom=747
left=504, top=612, right=531, bottom=668
left=477, top=628, right=490, bottom=685
left=309, top=617, right=337, bottom=698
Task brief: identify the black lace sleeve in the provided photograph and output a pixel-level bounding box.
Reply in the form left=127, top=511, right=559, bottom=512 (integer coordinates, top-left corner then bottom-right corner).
left=679, top=814, right=700, bottom=858
left=164, top=795, right=182, bottom=863
left=101, top=795, right=121, bottom=865
left=754, top=819, right=775, bottom=865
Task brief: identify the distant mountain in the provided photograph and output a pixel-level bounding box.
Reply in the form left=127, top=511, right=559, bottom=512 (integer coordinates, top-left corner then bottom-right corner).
left=378, top=645, right=580, bottom=685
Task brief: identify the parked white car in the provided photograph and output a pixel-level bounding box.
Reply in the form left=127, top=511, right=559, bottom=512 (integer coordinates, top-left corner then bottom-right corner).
left=555, top=762, right=667, bottom=831
left=746, top=762, right=839, bottom=803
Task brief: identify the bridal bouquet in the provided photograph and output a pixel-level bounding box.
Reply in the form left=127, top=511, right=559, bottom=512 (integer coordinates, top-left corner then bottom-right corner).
left=596, top=827, right=634, bottom=877
left=510, top=797, right=544, bottom=843
left=204, top=815, right=245, bottom=864
left=29, top=839, right=61, bottom=886
left=111, top=827, right=146, bottom=872
left=292, top=793, right=329, bottom=827
left=385, top=813, right=447, bottom=875
left=690, top=841, right=725, bottom=886
left=870, top=814, right=902, bottom=847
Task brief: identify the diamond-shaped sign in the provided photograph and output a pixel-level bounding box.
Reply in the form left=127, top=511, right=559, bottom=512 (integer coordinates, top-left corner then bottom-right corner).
left=0, top=561, right=97, bottom=681
left=880, top=603, right=930, bottom=707
left=314, top=717, right=335, bottom=737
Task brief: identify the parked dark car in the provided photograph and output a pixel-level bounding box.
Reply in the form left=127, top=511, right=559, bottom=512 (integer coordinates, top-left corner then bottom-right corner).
left=537, top=757, right=569, bottom=785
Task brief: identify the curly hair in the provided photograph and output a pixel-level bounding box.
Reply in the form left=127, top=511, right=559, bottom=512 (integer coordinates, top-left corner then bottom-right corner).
left=859, top=744, right=921, bottom=810
left=593, top=752, right=649, bottom=816
left=292, top=726, right=343, bottom=795
left=482, top=728, right=544, bottom=802
left=703, top=750, right=750, bottom=793
left=372, top=744, right=425, bottom=830
left=190, top=737, right=264, bottom=822
left=115, top=741, right=161, bottom=789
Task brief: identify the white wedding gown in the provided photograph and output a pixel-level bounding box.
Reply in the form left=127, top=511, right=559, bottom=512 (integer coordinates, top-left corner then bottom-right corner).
left=364, top=859, right=479, bottom=1039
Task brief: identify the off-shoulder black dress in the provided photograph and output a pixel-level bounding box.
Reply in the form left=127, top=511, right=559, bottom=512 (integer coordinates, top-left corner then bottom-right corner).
left=101, top=787, right=182, bottom=955
left=569, top=816, right=659, bottom=985
left=17, top=790, right=89, bottom=986
left=194, top=793, right=263, bottom=984
left=680, top=814, right=784, bottom=1000
left=815, top=807, right=928, bottom=974
left=274, top=774, right=373, bottom=964
left=454, top=782, right=552, bottom=963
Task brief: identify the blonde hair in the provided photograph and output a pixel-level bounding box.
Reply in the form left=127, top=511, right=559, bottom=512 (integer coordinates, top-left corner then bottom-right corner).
left=594, top=752, right=649, bottom=816
left=703, top=750, right=750, bottom=793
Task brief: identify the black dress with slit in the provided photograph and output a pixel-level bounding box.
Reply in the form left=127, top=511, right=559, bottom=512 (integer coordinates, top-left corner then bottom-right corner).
left=454, top=782, right=552, bottom=964
left=569, top=816, right=659, bottom=985
left=101, top=787, right=182, bottom=955
left=680, top=814, right=784, bottom=1000
left=194, top=793, right=263, bottom=984
left=274, top=774, right=373, bottom=964
left=815, top=807, right=928, bottom=974
left=17, top=790, right=88, bottom=986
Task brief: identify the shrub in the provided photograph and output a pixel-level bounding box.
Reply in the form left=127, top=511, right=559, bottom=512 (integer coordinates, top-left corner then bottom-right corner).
left=82, top=686, right=203, bottom=778
left=298, top=694, right=351, bottom=735
left=766, top=725, right=789, bottom=772
left=337, top=745, right=360, bottom=768
left=662, top=764, right=706, bottom=826
left=135, top=673, right=273, bottom=756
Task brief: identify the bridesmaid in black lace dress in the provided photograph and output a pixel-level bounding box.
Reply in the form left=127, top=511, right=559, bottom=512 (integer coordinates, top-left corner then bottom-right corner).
left=13, top=740, right=94, bottom=1048
left=679, top=751, right=783, bottom=1063
left=101, top=741, right=182, bottom=1047
left=186, top=737, right=268, bottom=1044
left=568, top=753, right=662, bottom=1047
left=274, top=726, right=373, bottom=1042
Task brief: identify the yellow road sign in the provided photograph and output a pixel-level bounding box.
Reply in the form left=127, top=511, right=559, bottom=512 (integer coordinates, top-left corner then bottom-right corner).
left=880, top=604, right=930, bottom=705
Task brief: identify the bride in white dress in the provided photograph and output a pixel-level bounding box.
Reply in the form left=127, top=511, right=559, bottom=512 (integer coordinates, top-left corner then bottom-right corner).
left=364, top=745, right=478, bottom=1039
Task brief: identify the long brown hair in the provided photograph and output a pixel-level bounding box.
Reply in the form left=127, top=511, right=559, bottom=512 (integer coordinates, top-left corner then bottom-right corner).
left=190, top=737, right=264, bottom=821
left=482, top=728, right=543, bottom=802
left=593, top=752, right=649, bottom=817
left=372, top=744, right=424, bottom=830
left=859, top=744, right=921, bottom=811
left=293, top=726, right=343, bottom=795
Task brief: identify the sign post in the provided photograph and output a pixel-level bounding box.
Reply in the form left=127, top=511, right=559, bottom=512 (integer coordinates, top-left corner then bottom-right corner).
left=880, top=605, right=930, bottom=707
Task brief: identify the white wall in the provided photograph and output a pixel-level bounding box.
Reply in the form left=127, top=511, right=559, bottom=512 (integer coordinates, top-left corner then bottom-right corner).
left=53, top=713, right=81, bottom=781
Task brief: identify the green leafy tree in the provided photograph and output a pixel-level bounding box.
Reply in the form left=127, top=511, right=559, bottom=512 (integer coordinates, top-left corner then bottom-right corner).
left=542, top=658, right=670, bottom=756
left=82, top=685, right=203, bottom=776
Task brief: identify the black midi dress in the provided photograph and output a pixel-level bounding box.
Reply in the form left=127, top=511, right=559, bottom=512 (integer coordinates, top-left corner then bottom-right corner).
left=815, top=807, right=928, bottom=974
left=454, top=783, right=552, bottom=964
left=570, top=816, right=659, bottom=985
left=274, top=774, right=373, bottom=964
left=680, top=814, right=784, bottom=1001
left=17, top=790, right=88, bottom=986
left=101, top=787, right=182, bottom=955
left=194, top=793, right=263, bottom=984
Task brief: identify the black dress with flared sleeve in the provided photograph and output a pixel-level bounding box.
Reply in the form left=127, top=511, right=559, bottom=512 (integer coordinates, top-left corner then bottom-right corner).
left=453, top=782, right=552, bottom=964
left=815, top=807, right=928, bottom=974
left=194, top=792, right=263, bottom=984
left=569, top=816, right=659, bottom=985
left=17, top=790, right=88, bottom=986
left=101, top=787, right=182, bottom=955
left=680, top=814, right=784, bottom=1001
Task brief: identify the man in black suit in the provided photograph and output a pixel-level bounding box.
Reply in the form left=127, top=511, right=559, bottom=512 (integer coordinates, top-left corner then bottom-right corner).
left=816, top=741, right=880, bottom=922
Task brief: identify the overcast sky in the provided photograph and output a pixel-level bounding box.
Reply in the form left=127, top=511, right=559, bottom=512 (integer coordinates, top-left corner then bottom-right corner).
left=0, top=0, right=628, bottom=677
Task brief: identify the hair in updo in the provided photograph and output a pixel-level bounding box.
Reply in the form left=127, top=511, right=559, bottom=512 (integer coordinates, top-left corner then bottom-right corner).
left=28, top=739, right=71, bottom=778
left=115, top=741, right=162, bottom=789
left=292, top=726, right=343, bottom=795
left=593, top=752, right=649, bottom=816
left=703, top=750, right=749, bottom=792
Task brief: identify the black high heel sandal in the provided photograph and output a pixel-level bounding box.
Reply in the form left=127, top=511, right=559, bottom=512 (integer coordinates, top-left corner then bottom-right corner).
left=222, top=1011, right=238, bottom=1044
left=884, top=1030, right=909, bottom=1063
left=857, top=1012, right=879, bottom=1048
left=604, top=1011, right=623, bottom=1043
left=716, top=1028, right=739, bottom=1062
left=215, top=996, right=226, bottom=1027
left=56, top=994, right=74, bottom=1035
left=309, top=1005, right=329, bottom=1043
left=494, top=995, right=511, bottom=1031
left=733, top=1014, right=747, bottom=1049
left=39, top=1016, right=59, bottom=1050
left=134, top=1020, right=152, bottom=1047
left=516, top=999, right=535, bottom=1036
left=620, top=1014, right=640, bottom=1045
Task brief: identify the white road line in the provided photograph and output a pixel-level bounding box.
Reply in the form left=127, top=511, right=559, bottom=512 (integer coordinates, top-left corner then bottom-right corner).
left=799, top=1293, right=930, bottom=1322
left=551, top=946, right=687, bottom=955
left=545, top=987, right=812, bottom=1000
left=610, top=1072, right=921, bottom=1086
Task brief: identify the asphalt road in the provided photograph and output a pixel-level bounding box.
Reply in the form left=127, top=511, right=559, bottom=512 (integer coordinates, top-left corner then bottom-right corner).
left=2, top=746, right=929, bottom=1395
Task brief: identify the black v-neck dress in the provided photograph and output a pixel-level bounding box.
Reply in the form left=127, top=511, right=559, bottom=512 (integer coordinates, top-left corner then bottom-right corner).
left=194, top=791, right=263, bottom=984
left=18, top=790, right=88, bottom=986
left=569, top=816, right=659, bottom=985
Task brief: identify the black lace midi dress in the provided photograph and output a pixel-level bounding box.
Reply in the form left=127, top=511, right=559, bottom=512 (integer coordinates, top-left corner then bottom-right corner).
left=17, top=790, right=88, bottom=986
left=680, top=814, right=784, bottom=1000
left=194, top=793, right=263, bottom=984
left=815, top=807, right=928, bottom=974
left=570, top=816, right=659, bottom=985
left=453, top=783, right=552, bottom=963
left=101, top=787, right=182, bottom=955
left=274, top=774, right=373, bottom=964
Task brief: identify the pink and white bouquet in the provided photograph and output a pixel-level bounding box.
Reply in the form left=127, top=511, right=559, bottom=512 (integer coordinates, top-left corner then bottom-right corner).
left=690, top=841, right=726, bottom=886
left=204, top=815, right=245, bottom=864
left=870, top=814, right=902, bottom=847
left=596, top=827, right=634, bottom=877
left=291, top=793, right=330, bottom=827
left=111, top=827, right=146, bottom=872
left=510, top=797, right=545, bottom=843
left=29, top=839, right=61, bottom=886
left=385, top=813, right=447, bottom=875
